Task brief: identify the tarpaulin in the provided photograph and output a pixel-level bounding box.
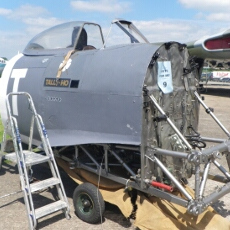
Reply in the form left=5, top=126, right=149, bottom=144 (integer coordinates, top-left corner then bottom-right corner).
left=57, top=158, right=230, bottom=230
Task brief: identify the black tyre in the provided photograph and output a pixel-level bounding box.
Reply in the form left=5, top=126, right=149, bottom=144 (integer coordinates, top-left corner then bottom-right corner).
left=73, top=182, right=105, bottom=224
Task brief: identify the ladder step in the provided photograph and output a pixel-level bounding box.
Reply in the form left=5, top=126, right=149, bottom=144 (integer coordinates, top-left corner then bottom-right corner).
left=3, top=93, right=70, bottom=227
left=30, top=177, right=60, bottom=193
left=35, top=200, right=68, bottom=219
left=4, top=151, right=50, bottom=166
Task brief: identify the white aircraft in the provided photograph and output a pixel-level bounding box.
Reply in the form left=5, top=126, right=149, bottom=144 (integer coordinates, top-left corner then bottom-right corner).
left=0, top=57, right=7, bottom=77
left=187, top=28, right=230, bottom=69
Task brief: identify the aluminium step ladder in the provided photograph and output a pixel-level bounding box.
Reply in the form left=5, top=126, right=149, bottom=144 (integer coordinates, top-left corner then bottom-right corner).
left=0, top=92, right=70, bottom=230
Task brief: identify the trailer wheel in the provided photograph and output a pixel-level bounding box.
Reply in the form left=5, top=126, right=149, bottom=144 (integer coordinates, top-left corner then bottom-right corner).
left=73, top=182, right=105, bottom=224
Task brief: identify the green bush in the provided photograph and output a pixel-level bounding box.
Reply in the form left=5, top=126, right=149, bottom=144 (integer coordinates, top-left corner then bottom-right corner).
left=0, top=117, right=3, bottom=143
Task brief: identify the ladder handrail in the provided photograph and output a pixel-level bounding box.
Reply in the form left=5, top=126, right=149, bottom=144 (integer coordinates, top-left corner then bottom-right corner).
left=6, top=92, right=37, bottom=150
left=4, top=92, right=70, bottom=229
left=6, top=92, right=37, bottom=115
left=8, top=115, right=36, bottom=229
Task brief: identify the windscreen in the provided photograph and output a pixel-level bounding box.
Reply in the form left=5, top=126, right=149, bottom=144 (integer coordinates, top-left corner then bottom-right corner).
left=24, top=22, right=85, bottom=50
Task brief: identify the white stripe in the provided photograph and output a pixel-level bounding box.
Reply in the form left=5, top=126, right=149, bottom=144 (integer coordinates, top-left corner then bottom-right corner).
left=11, top=68, right=28, bottom=115
left=0, top=53, right=23, bottom=126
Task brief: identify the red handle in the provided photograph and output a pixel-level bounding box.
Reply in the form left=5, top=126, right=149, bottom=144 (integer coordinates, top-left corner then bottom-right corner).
left=150, top=181, right=173, bottom=192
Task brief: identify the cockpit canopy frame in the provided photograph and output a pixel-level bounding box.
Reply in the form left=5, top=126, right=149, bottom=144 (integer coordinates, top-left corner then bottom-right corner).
left=24, top=21, right=104, bottom=55
left=23, top=19, right=149, bottom=55
left=112, top=19, right=149, bottom=44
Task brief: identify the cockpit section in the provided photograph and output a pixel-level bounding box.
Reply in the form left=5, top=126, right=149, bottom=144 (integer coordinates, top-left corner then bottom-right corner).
left=23, top=19, right=149, bottom=55
left=24, top=21, right=104, bottom=54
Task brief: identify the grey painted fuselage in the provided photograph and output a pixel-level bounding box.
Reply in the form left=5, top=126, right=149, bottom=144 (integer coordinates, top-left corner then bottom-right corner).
left=6, top=43, right=159, bottom=147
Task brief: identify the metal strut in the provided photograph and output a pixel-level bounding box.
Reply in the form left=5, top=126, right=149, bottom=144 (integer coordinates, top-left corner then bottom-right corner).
left=148, top=94, right=192, bottom=150
left=147, top=92, right=230, bottom=215
left=194, top=91, right=230, bottom=138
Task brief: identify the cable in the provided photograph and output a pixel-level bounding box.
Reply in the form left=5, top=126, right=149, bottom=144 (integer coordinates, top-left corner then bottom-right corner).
left=0, top=190, right=22, bottom=199
left=97, top=153, right=105, bottom=230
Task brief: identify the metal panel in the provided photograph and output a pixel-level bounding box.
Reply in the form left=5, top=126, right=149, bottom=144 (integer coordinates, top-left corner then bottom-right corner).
left=7, top=43, right=159, bottom=146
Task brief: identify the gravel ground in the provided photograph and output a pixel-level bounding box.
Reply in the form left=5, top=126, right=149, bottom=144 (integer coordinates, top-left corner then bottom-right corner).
left=0, top=85, right=230, bottom=229
left=188, top=85, right=230, bottom=220
left=0, top=162, right=136, bottom=230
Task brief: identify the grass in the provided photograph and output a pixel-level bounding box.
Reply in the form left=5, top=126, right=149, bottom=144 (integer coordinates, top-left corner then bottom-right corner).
left=0, top=118, right=13, bottom=165
left=0, top=116, right=3, bottom=143
left=0, top=116, right=9, bottom=143
left=0, top=116, right=12, bottom=143
left=0, top=116, right=13, bottom=163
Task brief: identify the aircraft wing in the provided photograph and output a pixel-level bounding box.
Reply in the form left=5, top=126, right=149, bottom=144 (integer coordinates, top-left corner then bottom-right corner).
left=187, top=29, right=230, bottom=68
left=0, top=58, right=7, bottom=77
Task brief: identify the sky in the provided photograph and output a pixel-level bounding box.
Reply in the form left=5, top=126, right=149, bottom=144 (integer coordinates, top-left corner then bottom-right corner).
left=1, top=0, right=230, bottom=59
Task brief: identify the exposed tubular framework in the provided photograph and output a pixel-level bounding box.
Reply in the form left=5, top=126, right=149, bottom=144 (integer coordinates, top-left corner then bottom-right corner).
left=54, top=91, right=230, bottom=216
left=148, top=94, right=192, bottom=150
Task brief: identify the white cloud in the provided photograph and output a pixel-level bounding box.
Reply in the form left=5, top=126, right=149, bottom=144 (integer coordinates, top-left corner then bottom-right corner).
left=133, top=19, right=226, bottom=44
left=8, top=4, right=48, bottom=20
left=178, top=0, right=230, bottom=12
left=179, top=0, right=230, bottom=22
left=134, top=20, right=192, bottom=43
left=0, top=4, right=65, bottom=58
left=70, top=0, right=131, bottom=13
left=0, top=30, right=28, bottom=58
left=0, top=8, right=12, bottom=16
left=23, top=17, right=63, bottom=27
left=24, top=17, right=65, bottom=35
left=206, top=13, right=230, bottom=22
left=102, top=19, right=209, bottom=47
left=2, top=4, right=62, bottom=29
left=1, top=5, right=64, bottom=35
